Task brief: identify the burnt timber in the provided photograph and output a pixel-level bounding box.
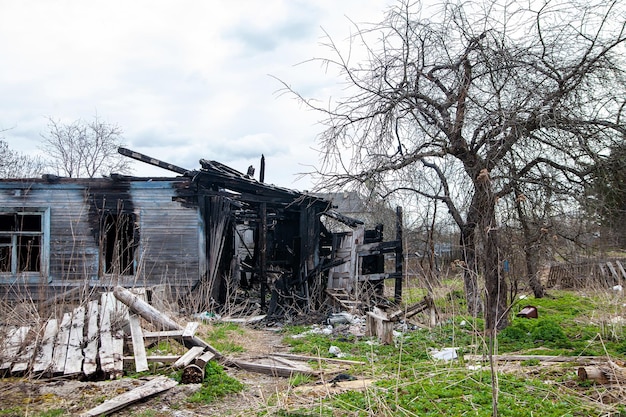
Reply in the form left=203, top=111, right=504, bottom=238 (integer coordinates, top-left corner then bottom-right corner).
left=0, top=148, right=404, bottom=317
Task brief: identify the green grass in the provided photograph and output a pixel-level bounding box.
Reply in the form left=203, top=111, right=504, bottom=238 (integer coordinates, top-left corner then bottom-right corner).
left=203, top=322, right=245, bottom=354
left=187, top=361, right=245, bottom=404
left=275, top=289, right=626, bottom=416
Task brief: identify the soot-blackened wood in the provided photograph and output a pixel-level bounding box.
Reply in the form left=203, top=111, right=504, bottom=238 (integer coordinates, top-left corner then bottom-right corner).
left=259, top=202, right=267, bottom=309
left=394, top=206, right=403, bottom=303
left=118, top=147, right=190, bottom=175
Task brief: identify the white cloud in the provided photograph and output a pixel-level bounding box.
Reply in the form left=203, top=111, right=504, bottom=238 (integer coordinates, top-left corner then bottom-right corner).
left=0, top=0, right=394, bottom=190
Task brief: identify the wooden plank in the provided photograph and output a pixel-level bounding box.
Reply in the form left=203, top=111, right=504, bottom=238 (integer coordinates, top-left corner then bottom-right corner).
left=194, top=351, right=216, bottom=368
left=113, top=293, right=129, bottom=375
left=83, top=300, right=100, bottom=377
left=615, top=260, right=626, bottom=281
left=143, top=330, right=185, bottom=339
left=33, top=319, right=59, bottom=374
left=1, top=326, right=30, bottom=374
left=52, top=313, right=72, bottom=374
left=65, top=306, right=86, bottom=375
left=229, top=357, right=315, bottom=378
left=79, top=376, right=178, bottom=417
left=270, top=352, right=365, bottom=365
left=12, top=327, right=39, bottom=374
left=173, top=346, right=205, bottom=369
left=606, top=262, right=620, bottom=284
left=129, top=315, right=149, bottom=372
left=99, top=293, right=116, bottom=376
left=123, top=355, right=179, bottom=364
left=182, top=322, right=199, bottom=339
left=464, top=354, right=607, bottom=364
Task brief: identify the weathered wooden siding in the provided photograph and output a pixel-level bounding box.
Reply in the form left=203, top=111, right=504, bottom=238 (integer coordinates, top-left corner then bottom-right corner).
left=0, top=178, right=204, bottom=291
left=130, top=181, right=204, bottom=287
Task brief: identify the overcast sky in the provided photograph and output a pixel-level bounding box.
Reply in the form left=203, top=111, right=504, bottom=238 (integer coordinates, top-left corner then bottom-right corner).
left=0, top=0, right=393, bottom=190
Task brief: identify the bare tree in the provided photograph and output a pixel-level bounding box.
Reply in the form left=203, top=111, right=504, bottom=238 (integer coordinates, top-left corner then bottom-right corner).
left=282, top=0, right=626, bottom=331
left=41, top=116, right=132, bottom=178
left=0, top=139, right=45, bottom=178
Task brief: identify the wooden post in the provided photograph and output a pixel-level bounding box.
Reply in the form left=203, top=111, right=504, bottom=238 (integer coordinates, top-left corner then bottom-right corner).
left=259, top=202, right=267, bottom=309
left=394, top=206, right=404, bottom=303
left=366, top=311, right=393, bottom=345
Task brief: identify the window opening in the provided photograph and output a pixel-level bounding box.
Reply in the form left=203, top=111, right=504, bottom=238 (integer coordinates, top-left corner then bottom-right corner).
left=0, top=212, right=42, bottom=273
left=101, top=212, right=136, bottom=275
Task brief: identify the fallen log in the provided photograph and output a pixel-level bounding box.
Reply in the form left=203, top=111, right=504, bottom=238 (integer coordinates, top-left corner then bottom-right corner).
left=181, top=351, right=216, bottom=384
left=113, top=286, right=222, bottom=359
left=578, top=362, right=626, bottom=384
left=182, top=364, right=204, bottom=383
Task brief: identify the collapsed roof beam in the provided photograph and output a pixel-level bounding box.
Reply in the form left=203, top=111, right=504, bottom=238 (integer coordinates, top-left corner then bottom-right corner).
left=118, top=147, right=191, bottom=176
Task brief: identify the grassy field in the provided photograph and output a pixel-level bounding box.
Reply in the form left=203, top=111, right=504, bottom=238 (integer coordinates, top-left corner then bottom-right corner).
left=268, top=285, right=626, bottom=416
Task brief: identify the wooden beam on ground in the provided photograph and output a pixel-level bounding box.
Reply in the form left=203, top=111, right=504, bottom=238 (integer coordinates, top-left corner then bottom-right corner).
left=79, top=376, right=178, bottom=417
left=83, top=300, right=100, bottom=377
left=33, top=319, right=59, bottom=375
left=182, top=322, right=199, bottom=340
left=113, top=286, right=222, bottom=358
left=269, top=352, right=366, bottom=366
left=52, top=313, right=72, bottom=375
left=464, top=354, right=608, bottom=364
left=143, top=330, right=185, bottom=339
left=220, top=315, right=266, bottom=324
left=123, top=355, right=179, bottom=364
left=129, top=314, right=149, bottom=373
left=173, top=346, right=205, bottom=369
left=228, top=357, right=315, bottom=378
left=64, top=306, right=86, bottom=375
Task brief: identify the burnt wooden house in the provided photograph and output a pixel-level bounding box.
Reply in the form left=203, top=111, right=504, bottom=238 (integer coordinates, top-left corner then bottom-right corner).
left=0, top=148, right=403, bottom=316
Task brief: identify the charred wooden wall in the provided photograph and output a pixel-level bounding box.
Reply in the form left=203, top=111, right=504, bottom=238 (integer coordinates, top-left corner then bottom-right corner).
left=0, top=178, right=204, bottom=296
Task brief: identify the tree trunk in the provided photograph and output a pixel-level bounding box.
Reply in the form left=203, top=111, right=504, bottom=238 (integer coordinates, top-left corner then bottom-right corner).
left=515, top=189, right=545, bottom=298
left=524, top=247, right=544, bottom=298
left=460, top=223, right=482, bottom=317
left=479, top=186, right=508, bottom=331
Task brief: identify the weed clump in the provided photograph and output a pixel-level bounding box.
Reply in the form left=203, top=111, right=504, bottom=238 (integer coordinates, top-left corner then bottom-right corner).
left=187, top=361, right=244, bottom=404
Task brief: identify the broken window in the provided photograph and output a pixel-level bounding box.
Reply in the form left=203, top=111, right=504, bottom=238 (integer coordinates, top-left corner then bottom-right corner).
left=0, top=210, right=45, bottom=274
left=101, top=212, right=137, bottom=276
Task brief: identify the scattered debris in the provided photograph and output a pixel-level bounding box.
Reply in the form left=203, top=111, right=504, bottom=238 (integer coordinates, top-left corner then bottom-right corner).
left=430, top=347, right=458, bottom=361
left=517, top=305, right=538, bottom=319
left=328, top=346, right=344, bottom=357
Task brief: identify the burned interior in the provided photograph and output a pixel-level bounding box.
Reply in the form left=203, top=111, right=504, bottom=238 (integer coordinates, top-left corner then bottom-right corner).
left=0, top=148, right=403, bottom=320
left=118, top=147, right=404, bottom=319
